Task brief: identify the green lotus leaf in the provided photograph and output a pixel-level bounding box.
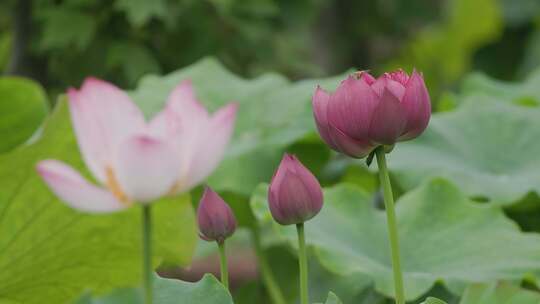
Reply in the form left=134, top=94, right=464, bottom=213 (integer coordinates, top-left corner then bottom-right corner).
left=462, top=69, right=540, bottom=105
left=460, top=282, right=540, bottom=304
left=0, top=77, right=48, bottom=153
left=74, top=274, right=232, bottom=304
left=250, top=179, right=540, bottom=300
left=388, top=101, right=540, bottom=204
left=421, top=297, right=448, bottom=304
left=323, top=292, right=343, bottom=304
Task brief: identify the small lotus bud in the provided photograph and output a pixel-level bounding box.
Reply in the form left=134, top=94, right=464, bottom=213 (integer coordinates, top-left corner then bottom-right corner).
left=268, top=154, right=323, bottom=225
left=312, top=69, right=431, bottom=158
left=197, top=187, right=237, bottom=243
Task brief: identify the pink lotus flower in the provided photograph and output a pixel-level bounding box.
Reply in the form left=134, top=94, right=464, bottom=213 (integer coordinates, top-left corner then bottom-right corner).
left=268, top=154, right=323, bottom=225
left=312, top=69, right=431, bottom=158
left=37, top=78, right=237, bottom=213
left=197, top=187, right=237, bottom=243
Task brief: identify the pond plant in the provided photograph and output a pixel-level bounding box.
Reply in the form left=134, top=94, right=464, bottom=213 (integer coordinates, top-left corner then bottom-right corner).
left=21, top=63, right=533, bottom=304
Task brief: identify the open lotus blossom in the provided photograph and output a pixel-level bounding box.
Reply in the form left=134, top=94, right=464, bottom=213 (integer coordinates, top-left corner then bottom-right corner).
left=312, top=69, right=431, bottom=158
left=37, top=78, right=237, bottom=213
left=268, top=154, right=323, bottom=225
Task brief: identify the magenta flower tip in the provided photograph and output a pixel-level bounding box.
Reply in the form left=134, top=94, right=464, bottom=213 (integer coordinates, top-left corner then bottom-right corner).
left=268, top=153, right=323, bottom=225
left=197, top=187, right=237, bottom=243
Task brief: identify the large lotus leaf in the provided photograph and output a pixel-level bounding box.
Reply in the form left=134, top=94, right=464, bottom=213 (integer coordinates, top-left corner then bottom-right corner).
left=322, top=292, right=342, bottom=304
left=387, top=101, right=540, bottom=204
left=461, top=68, right=540, bottom=104
left=250, top=179, right=540, bottom=301
left=74, top=274, right=232, bottom=304
left=0, top=100, right=197, bottom=304
left=154, top=274, right=233, bottom=304
left=130, top=57, right=345, bottom=196
left=0, top=77, right=48, bottom=152
left=422, top=298, right=448, bottom=304
left=460, top=283, right=540, bottom=304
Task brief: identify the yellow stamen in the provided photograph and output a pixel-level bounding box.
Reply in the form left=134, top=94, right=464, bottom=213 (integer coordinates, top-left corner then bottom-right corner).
left=105, top=167, right=131, bottom=205
left=167, top=177, right=186, bottom=196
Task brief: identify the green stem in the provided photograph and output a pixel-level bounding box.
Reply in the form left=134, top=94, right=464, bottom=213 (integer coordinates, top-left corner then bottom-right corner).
left=296, top=223, right=308, bottom=304
left=251, top=228, right=287, bottom=304
left=141, top=205, right=153, bottom=304
left=375, top=146, right=405, bottom=304
left=218, top=241, right=229, bottom=289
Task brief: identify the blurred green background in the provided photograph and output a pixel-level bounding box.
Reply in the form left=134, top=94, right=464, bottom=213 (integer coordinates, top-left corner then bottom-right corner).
left=2, top=1, right=540, bottom=304
left=1, top=0, right=539, bottom=98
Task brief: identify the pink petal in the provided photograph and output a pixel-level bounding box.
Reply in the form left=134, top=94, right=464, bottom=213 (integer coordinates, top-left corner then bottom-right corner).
left=328, top=124, right=375, bottom=158
left=179, top=103, right=238, bottom=191
left=275, top=171, right=319, bottom=224
left=68, top=77, right=146, bottom=183
left=287, top=155, right=323, bottom=212
left=327, top=76, right=378, bottom=139
left=36, top=160, right=126, bottom=213
left=147, top=103, right=183, bottom=152
left=371, top=74, right=405, bottom=100
left=359, top=71, right=376, bottom=85
left=388, top=69, right=409, bottom=85
left=399, top=70, right=431, bottom=140
left=148, top=80, right=208, bottom=153
left=166, top=80, right=209, bottom=127
left=113, top=135, right=180, bottom=203
left=268, top=154, right=290, bottom=201
left=197, top=187, right=237, bottom=242
left=312, top=86, right=338, bottom=150
left=368, top=88, right=407, bottom=145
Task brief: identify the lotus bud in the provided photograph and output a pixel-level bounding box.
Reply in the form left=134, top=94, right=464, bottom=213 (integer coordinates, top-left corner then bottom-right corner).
left=268, top=154, right=323, bottom=225
left=197, top=187, right=237, bottom=243
left=312, top=69, right=431, bottom=158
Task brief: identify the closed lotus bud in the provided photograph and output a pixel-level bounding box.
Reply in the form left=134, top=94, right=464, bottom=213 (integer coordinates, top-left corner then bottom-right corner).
left=197, top=187, right=237, bottom=243
left=312, top=69, right=431, bottom=158
left=268, top=154, right=323, bottom=225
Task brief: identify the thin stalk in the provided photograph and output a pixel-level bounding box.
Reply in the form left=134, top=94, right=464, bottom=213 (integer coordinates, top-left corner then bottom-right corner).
left=251, top=228, right=286, bottom=304
left=375, top=146, right=405, bottom=304
left=141, top=205, right=153, bottom=304
left=296, top=223, right=308, bottom=304
left=218, top=241, right=229, bottom=289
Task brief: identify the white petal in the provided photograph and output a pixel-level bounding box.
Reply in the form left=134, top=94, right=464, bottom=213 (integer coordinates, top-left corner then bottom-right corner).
left=113, top=134, right=180, bottom=203
left=36, top=160, right=126, bottom=213
left=68, top=77, right=146, bottom=183
left=180, top=103, right=238, bottom=191
left=166, top=80, right=209, bottom=126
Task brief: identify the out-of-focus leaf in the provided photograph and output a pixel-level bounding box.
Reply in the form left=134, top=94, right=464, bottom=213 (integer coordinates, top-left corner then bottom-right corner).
left=38, top=8, right=97, bottom=50
left=460, top=283, right=540, bottom=304
left=519, top=25, right=540, bottom=77
left=0, top=99, right=197, bottom=304
left=323, top=292, right=342, bottom=304
left=499, top=0, right=540, bottom=26
left=106, top=42, right=161, bottom=86
left=73, top=274, right=232, bottom=304
left=130, top=57, right=345, bottom=196
left=250, top=179, right=540, bottom=300
left=308, top=259, right=374, bottom=304
left=154, top=274, right=233, bottom=304
left=0, top=32, right=11, bottom=71
left=388, top=0, right=502, bottom=96
left=74, top=288, right=143, bottom=304
left=388, top=101, right=540, bottom=204
left=422, top=297, right=448, bottom=304
left=0, top=77, right=48, bottom=152
left=462, top=68, right=540, bottom=104
left=114, top=0, right=167, bottom=27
